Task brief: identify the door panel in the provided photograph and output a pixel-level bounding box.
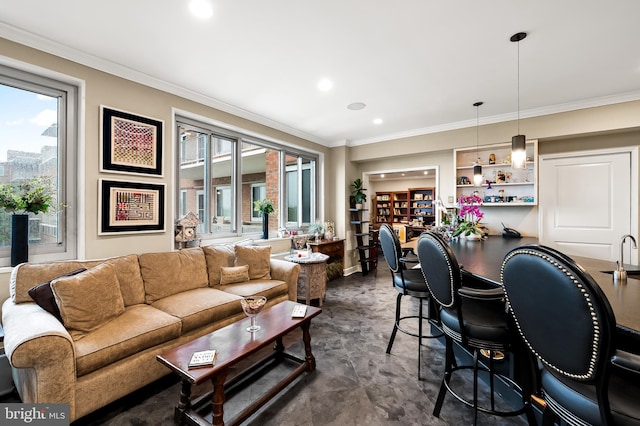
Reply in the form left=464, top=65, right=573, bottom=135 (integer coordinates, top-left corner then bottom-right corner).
left=539, top=151, right=633, bottom=262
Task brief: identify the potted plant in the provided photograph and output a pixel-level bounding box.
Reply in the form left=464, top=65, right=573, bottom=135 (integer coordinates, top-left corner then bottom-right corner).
left=351, top=178, right=367, bottom=209
left=253, top=199, right=276, bottom=240
left=0, top=177, right=54, bottom=266
left=452, top=193, right=485, bottom=240
left=308, top=221, right=324, bottom=241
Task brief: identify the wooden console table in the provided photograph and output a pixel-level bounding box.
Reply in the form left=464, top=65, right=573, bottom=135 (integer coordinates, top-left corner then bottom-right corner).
left=308, top=238, right=344, bottom=281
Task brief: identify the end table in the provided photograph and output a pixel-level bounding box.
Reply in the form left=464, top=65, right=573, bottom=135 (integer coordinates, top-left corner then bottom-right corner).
left=284, top=252, right=329, bottom=306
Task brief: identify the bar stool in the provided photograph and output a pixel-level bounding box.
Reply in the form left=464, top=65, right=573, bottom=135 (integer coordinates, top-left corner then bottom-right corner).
left=379, top=224, right=442, bottom=380
left=502, top=244, right=640, bottom=425
left=416, top=232, right=534, bottom=425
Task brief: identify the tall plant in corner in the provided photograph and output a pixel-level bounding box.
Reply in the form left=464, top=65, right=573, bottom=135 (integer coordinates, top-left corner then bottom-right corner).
left=351, top=178, right=367, bottom=209
left=0, top=177, right=54, bottom=266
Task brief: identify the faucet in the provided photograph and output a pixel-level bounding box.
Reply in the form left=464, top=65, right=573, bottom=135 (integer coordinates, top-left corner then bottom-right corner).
left=614, top=234, right=637, bottom=282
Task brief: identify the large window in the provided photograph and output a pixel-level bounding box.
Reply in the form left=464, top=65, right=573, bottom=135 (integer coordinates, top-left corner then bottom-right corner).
left=0, top=64, right=78, bottom=266
left=177, top=117, right=318, bottom=239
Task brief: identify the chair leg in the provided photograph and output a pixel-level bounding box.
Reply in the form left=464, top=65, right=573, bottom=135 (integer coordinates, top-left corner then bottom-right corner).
left=541, top=405, right=557, bottom=426
left=418, top=298, right=423, bottom=380
left=433, top=336, right=454, bottom=418
left=386, top=293, right=402, bottom=354
left=473, top=349, right=479, bottom=426
left=488, top=352, right=495, bottom=411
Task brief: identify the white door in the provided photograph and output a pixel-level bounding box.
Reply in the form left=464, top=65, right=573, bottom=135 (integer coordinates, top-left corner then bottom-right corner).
left=539, top=149, right=637, bottom=263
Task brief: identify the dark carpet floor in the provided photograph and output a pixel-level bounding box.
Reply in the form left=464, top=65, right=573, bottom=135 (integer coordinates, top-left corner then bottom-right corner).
left=11, top=258, right=534, bottom=425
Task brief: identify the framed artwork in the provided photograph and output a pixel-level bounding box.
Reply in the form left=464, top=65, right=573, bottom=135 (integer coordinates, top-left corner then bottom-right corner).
left=100, top=106, right=163, bottom=176
left=99, top=179, right=165, bottom=234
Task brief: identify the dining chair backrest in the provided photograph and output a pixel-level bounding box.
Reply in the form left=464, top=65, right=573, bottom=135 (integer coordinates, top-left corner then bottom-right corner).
left=379, top=223, right=402, bottom=273
left=416, top=231, right=462, bottom=309
left=501, top=244, right=616, bottom=382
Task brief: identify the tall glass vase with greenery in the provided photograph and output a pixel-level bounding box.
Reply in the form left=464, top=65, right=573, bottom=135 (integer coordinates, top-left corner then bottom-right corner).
left=253, top=199, right=276, bottom=240
left=0, top=177, right=53, bottom=266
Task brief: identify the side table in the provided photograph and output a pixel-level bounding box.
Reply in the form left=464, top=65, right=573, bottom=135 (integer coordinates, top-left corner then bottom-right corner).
left=284, top=253, right=329, bottom=306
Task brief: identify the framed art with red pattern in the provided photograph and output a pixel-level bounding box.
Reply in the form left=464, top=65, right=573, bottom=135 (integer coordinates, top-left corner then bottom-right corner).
left=99, top=179, right=165, bottom=234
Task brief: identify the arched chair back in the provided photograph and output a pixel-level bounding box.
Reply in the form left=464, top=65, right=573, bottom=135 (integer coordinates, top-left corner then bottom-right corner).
left=501, top=244, right=618, bottom=425
left=415, top=231, right=462, bottom=310
left=379, top=223, right=402, bottom=273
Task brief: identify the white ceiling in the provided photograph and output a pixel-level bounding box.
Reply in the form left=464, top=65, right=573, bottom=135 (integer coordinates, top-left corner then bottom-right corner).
left=1, top=0, right=640, bottom=148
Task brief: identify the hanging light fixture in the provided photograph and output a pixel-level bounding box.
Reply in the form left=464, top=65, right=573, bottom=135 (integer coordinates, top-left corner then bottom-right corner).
left=473, top=101, right=484, bottom=187
left=510, top=32, right=527, bottom=169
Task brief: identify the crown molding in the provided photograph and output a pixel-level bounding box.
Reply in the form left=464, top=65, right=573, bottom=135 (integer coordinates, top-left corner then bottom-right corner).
left=347, top=90, right=640, bottom=146
left=0, top=22, right=330, bottom=147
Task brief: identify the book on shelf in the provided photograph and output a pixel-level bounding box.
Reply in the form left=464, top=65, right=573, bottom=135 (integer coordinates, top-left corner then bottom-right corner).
left=188, top=349, right=217, bottom=369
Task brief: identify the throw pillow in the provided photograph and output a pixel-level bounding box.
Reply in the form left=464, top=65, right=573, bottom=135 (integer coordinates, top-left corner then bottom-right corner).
left=219, top=265, right=250, bottom=285
left=202, top=244, right=236, bottom=287
left=27, top=268, right=87, bottom=322
left=235, top=245, right=271, bottom=280
left=51, top=263, right=125, bottom=335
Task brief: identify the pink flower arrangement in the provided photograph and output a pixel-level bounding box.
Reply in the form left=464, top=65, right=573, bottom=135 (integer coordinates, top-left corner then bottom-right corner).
left=453, top=194, right=484, bottom=237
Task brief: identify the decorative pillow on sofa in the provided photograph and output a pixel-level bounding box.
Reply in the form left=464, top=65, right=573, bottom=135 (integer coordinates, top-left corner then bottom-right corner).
left=220, top=265, right=250, bottom=285
left=202, top=244, right=236, bottom=287
left=27, top=268, right=87, bottom=322
left=51, top=263, right=125, bottom=336
left=235, top=245, right=271, bottom=280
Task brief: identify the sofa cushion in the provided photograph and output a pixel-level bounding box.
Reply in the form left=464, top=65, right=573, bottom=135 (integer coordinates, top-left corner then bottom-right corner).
left=235, top=245, right=271, bottom=280
left=74, top=304, right=182, bottom=376
left=220, top=265, right=250, bottom=285
left=12, top=254, right=145, bottom=307
left=27, top=268, right=87, bottom=322
left=203, top=244, right=236, bottom=287
left=151, top=287, right=244, bottom=333
left=220, top=279, right=289, bottom=300
left=51, top=263, right=125, bottom=337
left=140, top=247, right=209, bottom=303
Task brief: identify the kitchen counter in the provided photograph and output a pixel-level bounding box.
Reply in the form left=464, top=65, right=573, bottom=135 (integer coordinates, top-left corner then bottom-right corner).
left=403, top=235, right=640, bottom=350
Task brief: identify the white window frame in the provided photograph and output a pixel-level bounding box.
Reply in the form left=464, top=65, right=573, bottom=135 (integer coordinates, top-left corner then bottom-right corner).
left=0, top=63, right=79, bottom=266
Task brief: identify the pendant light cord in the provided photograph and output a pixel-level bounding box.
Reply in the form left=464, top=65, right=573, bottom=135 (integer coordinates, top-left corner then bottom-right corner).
left=517, top=39, right=521, bottom=135
left=476, top=105, right=480, bottom=158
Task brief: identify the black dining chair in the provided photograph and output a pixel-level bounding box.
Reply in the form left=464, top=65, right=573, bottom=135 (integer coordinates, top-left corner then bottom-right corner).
left=501, top=244, right=640, bottom=426
left=416, top=231, right=534, bottom=425
left=379, top=224, right=441, bottom=380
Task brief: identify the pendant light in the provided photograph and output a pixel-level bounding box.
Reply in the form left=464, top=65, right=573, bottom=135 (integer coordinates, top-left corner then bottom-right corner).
left=510, top=32, right=527, bottom=169
left=473, top=101, right=483, bottom=187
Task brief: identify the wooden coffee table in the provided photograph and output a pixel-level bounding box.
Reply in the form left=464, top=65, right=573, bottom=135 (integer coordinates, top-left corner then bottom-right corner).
left=156, top=300, right=322, bottom=426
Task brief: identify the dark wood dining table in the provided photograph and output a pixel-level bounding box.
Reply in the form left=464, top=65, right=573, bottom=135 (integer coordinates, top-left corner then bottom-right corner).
left=402, top=235, right=640, bottom=351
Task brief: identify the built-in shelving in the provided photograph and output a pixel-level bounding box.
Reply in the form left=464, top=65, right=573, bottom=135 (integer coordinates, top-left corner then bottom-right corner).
left=454, top=140, right=538, bottom=206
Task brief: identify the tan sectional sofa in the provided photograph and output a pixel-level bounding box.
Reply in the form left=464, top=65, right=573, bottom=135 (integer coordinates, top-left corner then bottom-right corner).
left=0, top=244, right=300, bottom=422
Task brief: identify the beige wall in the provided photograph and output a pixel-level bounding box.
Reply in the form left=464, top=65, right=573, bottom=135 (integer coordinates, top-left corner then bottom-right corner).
left=0, top=37, right=330, bottom=306
left=346, top=115, right=640, bottom=241
left=2, top=35, right=640, bottom=292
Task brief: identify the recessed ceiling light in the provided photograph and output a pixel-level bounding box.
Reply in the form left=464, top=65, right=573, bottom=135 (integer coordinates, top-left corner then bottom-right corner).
left=380, top=174, right=385, bottom=178
left=373, top=118, right=383, bottom=125
left=424, top=171, right=429, bottom=175
left=402, top=173, right=405, bottom=177
left=347, top=102, right=366, bottom=110
left=189, top=0, right=213, bottom=19
left=317, top=78, right=333, bottom=91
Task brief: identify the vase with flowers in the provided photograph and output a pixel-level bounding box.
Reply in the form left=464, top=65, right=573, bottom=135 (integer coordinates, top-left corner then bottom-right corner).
left=0, top=177, right=54, bottom=266
left=452, top=193, right=485, bottom=240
